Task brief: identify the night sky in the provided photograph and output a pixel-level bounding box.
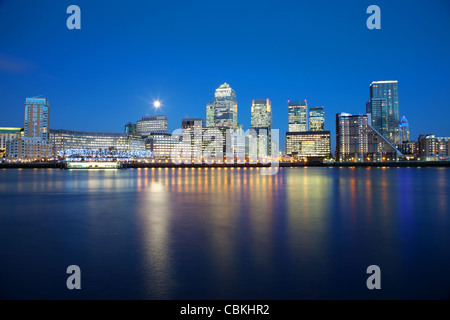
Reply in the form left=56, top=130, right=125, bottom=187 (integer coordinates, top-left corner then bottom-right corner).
left=1, top=0, right=450, bottom=152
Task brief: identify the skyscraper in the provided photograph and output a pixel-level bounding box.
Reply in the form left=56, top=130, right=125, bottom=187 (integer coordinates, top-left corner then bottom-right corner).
left=399, top=116, right=410, bottom=143
left=251, top=99, right=272, bottom=129
left=251, top=99, right=272, bottom=156
left=366, top=80, right=400, bottom=145
left=309, top=106, right=325, bottom=131
left=206, top=102, right=215, bottom=127
left=214, top=83, right=237, bottom=129
left=24, top=97, right=49, bottom=140
left=7, top=97, right=53, bottom=160
left=288, top=100, right=307, bottom=132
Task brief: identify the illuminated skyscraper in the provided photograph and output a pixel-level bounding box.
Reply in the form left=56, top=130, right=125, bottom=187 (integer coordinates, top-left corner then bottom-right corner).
left=206, top=102, right=215, bottom=127
left=251, top=99, right=272, bottom=129
left=366, top=80, right=400, bottom=145
left=288, top=100, right=307, bottom=132
left=251, top=99, right=272, bottom=156
left=309, top=106, right=325, bottom=131
left=24, top=97, right=49, bottom=140
left=7, top=97, right=53, bottom=160
left=399, top=116, right=410, bottom=143
left=214, top=83, right=237, bottom=129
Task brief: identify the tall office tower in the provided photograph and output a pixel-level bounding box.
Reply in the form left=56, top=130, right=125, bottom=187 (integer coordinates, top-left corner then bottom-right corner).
left=251, top=99, right=272, bottom=129
left=399, top=116, right=410, bottom=143
left=309, top=106, right=325, bottom=131
left=24, top=97, right=49, bottom=140
left=288, top=100, right=307, bottom=132
left=136, top=115, right=168, bottom=136
left=206, top=102, right=215, bottom=127
left=250, top=99, right=273, bottom=156
left=366, top=80, right=400, bottom=145
left=214, top=83, right=237, bottom=129
left=7, top=97, right=53, bottom=160
left=335, top=112, right=400, bottom=162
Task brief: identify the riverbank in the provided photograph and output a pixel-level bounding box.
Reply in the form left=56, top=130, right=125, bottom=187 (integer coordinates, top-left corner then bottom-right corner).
left=1, top=161, right=450, bottom=169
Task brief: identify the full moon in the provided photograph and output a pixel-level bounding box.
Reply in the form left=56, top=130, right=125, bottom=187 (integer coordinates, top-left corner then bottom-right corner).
left=153, top=100, right=161, bottom=108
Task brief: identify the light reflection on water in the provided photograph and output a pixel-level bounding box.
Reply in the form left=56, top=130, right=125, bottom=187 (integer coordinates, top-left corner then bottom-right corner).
left=0, top=167, right=449, bottom=299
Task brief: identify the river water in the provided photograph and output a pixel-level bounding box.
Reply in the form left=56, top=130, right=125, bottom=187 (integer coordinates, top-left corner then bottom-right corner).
left=0, top=167, right=449, bottom=299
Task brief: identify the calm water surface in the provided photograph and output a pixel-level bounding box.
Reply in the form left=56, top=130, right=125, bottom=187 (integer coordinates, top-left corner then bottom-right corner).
left=0, top=167, right=449, bottom=299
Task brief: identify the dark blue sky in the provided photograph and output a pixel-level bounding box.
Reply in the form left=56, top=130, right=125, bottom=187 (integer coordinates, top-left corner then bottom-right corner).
left=1, top=0, right=450, bottom=152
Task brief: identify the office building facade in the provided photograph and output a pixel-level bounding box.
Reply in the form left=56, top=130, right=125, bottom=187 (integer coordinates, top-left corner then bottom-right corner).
left=24, top=97, right=49, bottom=140
left=251, top=99, right=272, bottom=129
left=7, top=97, right=54, bottom=160
left=145, top=133, right=180, bottom=159
left=335, top=113, right=400, bottom=162
left=288, top=100, right=307, bottom=132
left=181, top=118, right=205, bottom=161
left=250, top=99, right=273, bottom=156
left=366, top=80, right=400, bottom=145
left=213, top=83, right=237, bottom=129
left=309, top=107, right=325, bottom=132
left=418, top=135, right=450, bottom=161
left=6, top=138, right=54, bottom=160
left=397, top=141, right=418, bottom=160
left=136, top=115, right=168, bottom=136
left=0, top=127, right=23, bottom=157
left=286, top=131, right=331, bottom=160
left=206, top=102, right=215, bottom=127
left=49, top=129, right=145, bottom=154
left=125, top=122, right=137, bottom=135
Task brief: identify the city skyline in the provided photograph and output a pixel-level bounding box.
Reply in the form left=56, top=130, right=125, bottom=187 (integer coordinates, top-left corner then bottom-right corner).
left=0, top=83, right=393, bottom=154
left=1, top=0, right=450, bottom=153
left=2, top=1, right=450, bottom=304
left=0, top=77, right=438, bottom=156
left=1, top=74, right=447, bottom=160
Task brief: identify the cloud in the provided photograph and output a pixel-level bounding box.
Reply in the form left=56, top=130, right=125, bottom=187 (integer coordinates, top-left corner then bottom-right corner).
left=0, top=53, right=36, bottom=74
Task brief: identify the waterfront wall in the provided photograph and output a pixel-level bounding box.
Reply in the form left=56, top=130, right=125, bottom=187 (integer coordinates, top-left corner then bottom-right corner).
left=1, top=161, right=450, bottom=169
